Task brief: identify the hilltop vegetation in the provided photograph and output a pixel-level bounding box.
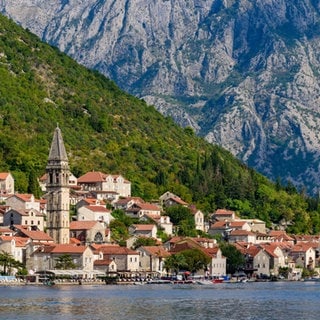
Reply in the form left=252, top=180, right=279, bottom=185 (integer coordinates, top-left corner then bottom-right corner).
left=0, top=14, right=319, bottom=234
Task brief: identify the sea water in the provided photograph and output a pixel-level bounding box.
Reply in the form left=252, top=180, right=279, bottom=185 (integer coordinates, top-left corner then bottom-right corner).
left=0, top=281, right=319, bottom=320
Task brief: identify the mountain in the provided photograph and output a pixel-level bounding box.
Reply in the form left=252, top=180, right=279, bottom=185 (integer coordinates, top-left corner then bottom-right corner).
left=2, top=1, right=320, bottom=194
left=0, top=13, right=320, bottom=234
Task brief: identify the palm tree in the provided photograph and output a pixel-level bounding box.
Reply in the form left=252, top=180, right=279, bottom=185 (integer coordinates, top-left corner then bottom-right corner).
left=0, top=251, right=23, bottom=275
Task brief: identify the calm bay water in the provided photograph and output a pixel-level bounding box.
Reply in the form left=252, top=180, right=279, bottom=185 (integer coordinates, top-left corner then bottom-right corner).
left=0, top=281, right=320, bottom=320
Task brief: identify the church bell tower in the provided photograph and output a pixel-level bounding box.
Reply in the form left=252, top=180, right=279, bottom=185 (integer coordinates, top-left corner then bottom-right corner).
left=46, top=126, right=70, bottom=244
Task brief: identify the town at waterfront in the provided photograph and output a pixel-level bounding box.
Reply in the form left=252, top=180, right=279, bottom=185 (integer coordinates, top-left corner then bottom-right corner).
left=1, top=126, right=320, bottom=287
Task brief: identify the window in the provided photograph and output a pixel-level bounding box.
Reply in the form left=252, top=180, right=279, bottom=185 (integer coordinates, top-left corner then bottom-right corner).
left=94, top=232, right=103, bottom=243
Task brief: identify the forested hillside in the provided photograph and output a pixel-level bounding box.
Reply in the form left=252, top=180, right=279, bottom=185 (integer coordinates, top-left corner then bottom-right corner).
left=2, top=1, right=320, bottom=194
left=0, top=14, right=319, bottom=234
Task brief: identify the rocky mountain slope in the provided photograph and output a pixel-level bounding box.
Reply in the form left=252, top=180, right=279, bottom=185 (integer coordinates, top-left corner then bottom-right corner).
left=2, top=0, right=320, bottom=193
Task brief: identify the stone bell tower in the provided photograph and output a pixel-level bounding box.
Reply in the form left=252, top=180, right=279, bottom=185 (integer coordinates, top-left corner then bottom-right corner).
left=45, top=126, right=70, bottom=244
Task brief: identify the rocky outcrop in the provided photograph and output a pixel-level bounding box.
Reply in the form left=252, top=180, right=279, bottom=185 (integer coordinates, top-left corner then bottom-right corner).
left=2, top=0, right=320, bottom=193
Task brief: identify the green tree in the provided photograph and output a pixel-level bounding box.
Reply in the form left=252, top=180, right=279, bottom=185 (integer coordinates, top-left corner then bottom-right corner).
left=166, top=205, right=196, bottom=236
left=219, top=242, right=245, bottom=274
left=111, top=209, right=135, bottom=227
left=27, top=168, right=42, bottom=198
left=164, top=249, right=211, bottom=275
left=164, top=253, right=187, bottom=275
left=55, top=254, right=76, bottom=269
left=178, top=249, right=211, bottom=274
left=109, top=219, right=129, bottom=245
left=0, top=251, right=24, bottom=275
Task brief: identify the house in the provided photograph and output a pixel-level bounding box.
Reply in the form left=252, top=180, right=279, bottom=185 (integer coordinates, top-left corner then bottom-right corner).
left=75, top=197, right=106, bottom=210
left=255, top=232, right=273, bottom=244
left=203, top=246, right=227, bottom=277
left=289, top=243, right=316, bottom=269
left=92, top=244, right=140, bottom=274
left=125, top=203, right=161, bottom=219
left=189, top=205, right=205, bottom=232
left=212, top=209, right=237, bottom=221
left=163, top=196, right=188, bottom=208
left=113, top=197, right=144, bottom=210
left=166, top=237, right=226, bottom=276
left=5, top=194, right=41, bottom=212
left=0, top=205, right=10, bottom=225
left=228, top=229, right=257, bottom=243
left=129, top=224, right=158, bottom=239
left=245, top=245, right=271, bottom=277
left=241, top=219, right=266, bottom=233
left=3, top=208, right=45, bottom=231
left=260, top=243, right=288, bottom=275
left=76, top=205, right=113, bottom=225
left=93, top=258, right=117, bottom=275
left=77, top=171, right=131, bottom=198
left=30, top=244, right=95, bottom=273
left=208, top=220, right=251, bottom=238
left=0, top=172, right=14, bottom=196
left=137, top=246, right=170, bottom=276
left=70, top=221, right=108, bottom=245
left=13, top=225, right=54, bottom=244
left=142, top=214, right=173, bottom=236
left=268, top=230, right=295, bottom=245
left=0, top=235, right=29, bottom=265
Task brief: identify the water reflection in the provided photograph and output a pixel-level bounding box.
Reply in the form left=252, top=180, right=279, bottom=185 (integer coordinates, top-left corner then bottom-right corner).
left=1, top=282, right=320, bottom=320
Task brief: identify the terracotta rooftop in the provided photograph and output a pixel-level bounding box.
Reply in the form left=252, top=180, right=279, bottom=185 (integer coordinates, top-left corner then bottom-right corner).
left=96, top=245, right=138, bottom=255
left=9, top=193, right=34, bottom=202
left=215, top=209, right=235, bottom=216
left=140, top=246, right=170, bottom=258
left=132, top=224, right=156, bottom=231
left=82, top=198, right=106, bottom=206
left=269, top=230, right=294, bottom=241
left=136, top=203, right=160, bottom=211
left=0, top=235, right=29, bottom=247
left=167, top=197, right=188, bottom=205
left=78, top=172, right=129, bottom=184
left=78, top=171, right=107, bottom=183
left=70, top=221, right=100, bottom=230
left=94, top=259, right=114, bottom=266
left=15, top=226, right=53, bottom=241
left=0, top=172, right=10, bottom=180
left=115, top=197, right=144, bottom=205
left=84, top=205, right=110, bottom=212
left=51, top=244, right=88, bottom=254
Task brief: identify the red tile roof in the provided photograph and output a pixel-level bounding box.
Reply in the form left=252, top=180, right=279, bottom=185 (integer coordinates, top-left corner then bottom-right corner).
left=132, top=224, right=156, bottom=231
left=94, top=259, right=114, bottom=266
left=140, top=246, right=171, bottom=258
left=15, top=226, right=53, bottom=241
left=51, top=244, right=88, bottom=254
left=95, top=245, right=138, bottom=255
left=116, top=197, right=144, bottom=205
left=82, top=198, right=106, bottom=206
left=70, top=221, right=100, bottom=230
left=269, top=230, right=294, bottom=241
left=78, top=171, right=107, bottom=183
left=84, top=205, right=110, bottom=212
left=0, top=235, right=29, bottom=247
left=215, top=209, right=235, bottom=216
left=168, top=197, right=188, bottom=205
left=136, top=203, right=161, bottom=211
left=0, top=172, right=10, bottom=179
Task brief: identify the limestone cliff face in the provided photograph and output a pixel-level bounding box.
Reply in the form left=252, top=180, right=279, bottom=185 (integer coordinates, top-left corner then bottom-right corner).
left=2, top=0, right=320, bottom=192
